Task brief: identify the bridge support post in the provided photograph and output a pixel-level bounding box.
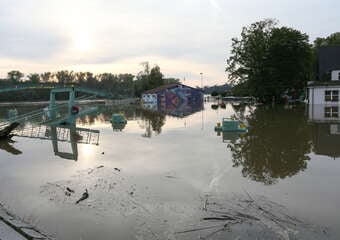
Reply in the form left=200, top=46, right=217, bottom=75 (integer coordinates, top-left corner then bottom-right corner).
left=49, top=92, right=56, bottom=110
left=68, top=88, right=75, bottom=115
left=49, top=91, right=56, bottom=120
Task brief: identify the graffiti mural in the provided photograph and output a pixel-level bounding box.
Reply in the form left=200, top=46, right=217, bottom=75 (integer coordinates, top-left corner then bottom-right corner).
left=142, top=85, right=203, bottom=118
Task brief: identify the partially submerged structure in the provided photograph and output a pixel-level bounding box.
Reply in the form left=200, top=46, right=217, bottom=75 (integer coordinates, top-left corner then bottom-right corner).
left=308, top=46, right=340, bottom=120
left=142, top=84, right=203, bottom=105
left=141, top=84, right=204, bottom=117
left=307, top=47, right=340, bottom=159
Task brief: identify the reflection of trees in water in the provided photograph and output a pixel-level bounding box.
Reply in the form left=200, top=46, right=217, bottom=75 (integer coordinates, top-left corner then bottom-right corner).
left=230, top=103, right=254, bottom=121
left=228, top=106, right=312, bottom=185
left=1, top=105, right=167, bottom=138
left=77, top=113, right=106, bottom=125
left=75, top=106, right=166, bottom=137
left=138, top=109, right=166, bottom=138
left=0, top=139, right=22, bottom=155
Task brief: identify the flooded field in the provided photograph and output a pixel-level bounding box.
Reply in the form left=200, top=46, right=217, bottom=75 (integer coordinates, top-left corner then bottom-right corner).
left=0, top=102, right=339, bottom=239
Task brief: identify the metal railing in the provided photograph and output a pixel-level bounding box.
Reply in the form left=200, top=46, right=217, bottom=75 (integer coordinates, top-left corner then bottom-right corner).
left=0, top=94, right=97, bottom=129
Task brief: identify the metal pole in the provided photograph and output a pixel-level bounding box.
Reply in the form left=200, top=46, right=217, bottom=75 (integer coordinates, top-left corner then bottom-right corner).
left=200, top=73, right=203, bottom=89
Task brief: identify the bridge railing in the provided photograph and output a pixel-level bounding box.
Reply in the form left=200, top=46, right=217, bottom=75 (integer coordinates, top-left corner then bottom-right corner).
left=0, top=94, right=97, bottom=129
left=0, top=84, right=114, bottom=98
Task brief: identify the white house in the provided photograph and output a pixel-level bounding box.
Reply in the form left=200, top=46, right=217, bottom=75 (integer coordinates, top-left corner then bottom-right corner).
left=308, top=103, right=340, bottom=122
left=331, top=70, right=340, bottom=81
left=308, top=82, right=340, bottom=105
left=308, top=78, right=340, bottom=122
left=307, top=46, right=340, bottom=121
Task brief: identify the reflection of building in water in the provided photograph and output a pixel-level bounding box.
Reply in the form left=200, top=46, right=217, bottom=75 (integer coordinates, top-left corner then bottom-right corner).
left=312, top=123, right=340, bottom=158
left=141, top=83, right=203, bottom=117
left=138, top=109, right=166, bottom=138
left=308, top=104, right=340, bottom=159
left=140, top=85, right=204, bottom=137
left=216, top=131, right=244, bottom=142
left=140, top=96, right=203, bottom=137
left=111, top=122, right=127, bottom=131
left=142, top=98, right=203, bottom=118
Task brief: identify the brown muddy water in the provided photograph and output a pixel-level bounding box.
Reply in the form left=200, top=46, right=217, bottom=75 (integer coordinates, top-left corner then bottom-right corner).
left=0, top=103, right=339, bottom=239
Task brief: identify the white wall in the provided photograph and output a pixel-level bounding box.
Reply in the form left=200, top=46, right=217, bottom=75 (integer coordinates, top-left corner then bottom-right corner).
left=308, top=104, right=340, bottom=122
left=308, top=87, right=340, bottom=105
left=331, top=70, right=340, bottom=81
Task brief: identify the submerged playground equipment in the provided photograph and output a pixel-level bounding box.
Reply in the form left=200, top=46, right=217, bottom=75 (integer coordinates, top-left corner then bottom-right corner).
left=214, top=118, right=248, bottom=142
left=111, top=113, right=127, bottom=131
left=0, top=86, right=111, bottom=160
left=215, top=118, right=248, bottom=133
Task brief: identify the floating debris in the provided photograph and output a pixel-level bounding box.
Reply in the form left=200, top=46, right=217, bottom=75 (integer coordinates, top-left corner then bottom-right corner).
left=40, top=168, right=331, bottom=240
left=66, top=187, right=75, bottom=193
left=165, top=175, right=176, bottom=179
left=174, top=193, right=331, bottom=240
left=75, top=189, right=89, bottom=204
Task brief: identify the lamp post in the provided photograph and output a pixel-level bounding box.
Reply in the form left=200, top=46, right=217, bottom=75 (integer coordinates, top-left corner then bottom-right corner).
left=200, top=72, right=204, bottom=130
left=200, top=72, right=203, bottom=89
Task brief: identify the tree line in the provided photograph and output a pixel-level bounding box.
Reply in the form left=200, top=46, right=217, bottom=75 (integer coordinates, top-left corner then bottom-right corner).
left=226, top=19, right=340, bottom=103
left=0, top=62, right=180, bottom=101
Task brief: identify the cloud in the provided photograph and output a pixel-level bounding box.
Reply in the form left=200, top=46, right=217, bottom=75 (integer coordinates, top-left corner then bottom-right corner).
left=0, top=25, right=67, bottom=60
left=0, top=0, right=339, bottom=85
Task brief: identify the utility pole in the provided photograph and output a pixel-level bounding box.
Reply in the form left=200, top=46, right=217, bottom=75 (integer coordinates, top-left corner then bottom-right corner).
left=200, top=72, right=203, bottom=89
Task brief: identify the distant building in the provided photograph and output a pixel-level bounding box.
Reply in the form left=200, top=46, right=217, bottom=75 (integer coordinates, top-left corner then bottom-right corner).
left=141, top=84, right=203, bottom=108
left=308, top=46, right=340, bottom=119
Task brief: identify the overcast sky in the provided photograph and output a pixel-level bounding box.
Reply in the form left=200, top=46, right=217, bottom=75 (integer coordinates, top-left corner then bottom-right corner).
left=0, top=0, right=339, bottom=86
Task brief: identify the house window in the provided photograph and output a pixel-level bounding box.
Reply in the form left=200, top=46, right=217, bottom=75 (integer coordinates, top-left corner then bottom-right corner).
left=338, top=72, right=340, bottom=80
left=325, top=90, right=339, bottom=102
left=325, top=106, right=339, bottom=118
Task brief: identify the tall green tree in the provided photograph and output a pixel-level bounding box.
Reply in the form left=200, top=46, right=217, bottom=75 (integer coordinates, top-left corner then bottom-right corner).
left=266, top=27, right=312, bottom=94
left=226, top=19, right=312, bottom=102
left=7, top=70, right=24, bottom=83
left=27, top=73, right=40, bottom=84
left=314, top=32, right=340, bottom=47
left=134, top=62, right=165, bottom=96
left=149, top=65, right=164, bottom=89
left=40, top=72, right=52, bottom=83
left=75, top=72, right=87, bottom=86
left=84, top=72, right=97, bottom=88
left=55, top=70, right=75, bottom=85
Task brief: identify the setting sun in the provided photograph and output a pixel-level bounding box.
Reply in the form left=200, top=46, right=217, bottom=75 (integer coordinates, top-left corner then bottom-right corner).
left=71, top=31, right=92, bottom=52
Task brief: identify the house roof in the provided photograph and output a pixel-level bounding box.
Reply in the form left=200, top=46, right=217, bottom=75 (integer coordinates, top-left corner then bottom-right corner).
left=307, top=81, right=340, bottom=88
left=142, top=83, right=202, bottom=94
left=318, top=46, right=340, bottom=80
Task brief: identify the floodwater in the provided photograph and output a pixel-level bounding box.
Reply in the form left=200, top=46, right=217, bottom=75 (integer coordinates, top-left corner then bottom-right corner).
left=0, top=102, right=340, bottom=239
